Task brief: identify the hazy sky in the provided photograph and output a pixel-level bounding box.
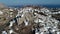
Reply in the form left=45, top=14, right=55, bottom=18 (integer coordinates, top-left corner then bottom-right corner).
left=0, top=0, right=60, bottom=5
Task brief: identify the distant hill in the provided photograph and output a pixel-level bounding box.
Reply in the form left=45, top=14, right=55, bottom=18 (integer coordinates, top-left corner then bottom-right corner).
left=0, top=3, right=7, bottom=9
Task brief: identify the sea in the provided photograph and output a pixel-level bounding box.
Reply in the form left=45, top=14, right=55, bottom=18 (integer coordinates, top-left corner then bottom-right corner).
left=8, top=5, right=60, bottom=8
